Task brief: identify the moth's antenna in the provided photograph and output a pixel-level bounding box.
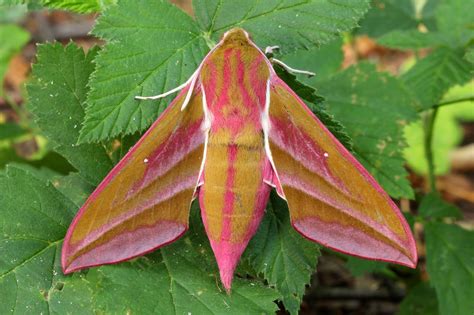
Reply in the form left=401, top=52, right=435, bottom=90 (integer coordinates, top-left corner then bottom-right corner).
left=134, top=82, right=188, bottom=100
left=271, top=58, right=315, bottom=77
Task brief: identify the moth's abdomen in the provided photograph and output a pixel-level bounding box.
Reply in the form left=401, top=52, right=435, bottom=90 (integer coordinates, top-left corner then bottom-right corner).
left=198, top=126, right=271, bottom=288
left=196, top=29, right=273, bottom=289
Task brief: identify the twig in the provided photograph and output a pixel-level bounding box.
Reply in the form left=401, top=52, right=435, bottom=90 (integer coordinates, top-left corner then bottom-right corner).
left=418, top=95, right=474, bottom=112
left=423, top=108, right=439, bottom=192
left=434, top=95, right=474, bottom=109
left=29, top=14, right=95, bottom=42
left=451, top=144, right=474, bottom=171
left=49, top=20, right=95, bottom=41
left=31, top=11, right=55, bottom=41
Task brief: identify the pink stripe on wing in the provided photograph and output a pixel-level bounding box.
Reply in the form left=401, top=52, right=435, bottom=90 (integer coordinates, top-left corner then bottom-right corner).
left=294, top=217, right=415, bottom=267
left=270, top=116, right=351, bottom=197
left=65, top=221, right=186, bottom=273
left=281, top=172, right=409, bottom=250
left=68, top=175, right=197, bottom=256
left=131, top=121, right=204, bottom=196
left=270, top=76, right=418, bottom=264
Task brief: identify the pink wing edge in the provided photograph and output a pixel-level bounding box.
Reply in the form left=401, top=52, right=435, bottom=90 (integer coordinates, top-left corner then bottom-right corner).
left=266, top=75, right=418, bottom=269
left=61, top=83, right=199, bottom=274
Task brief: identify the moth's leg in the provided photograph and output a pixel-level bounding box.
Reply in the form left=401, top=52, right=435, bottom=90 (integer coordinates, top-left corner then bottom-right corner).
left=271, top=58, right=315, bottom=77
left=264, top=45, right=280, bottom=55
left=264, top=45, right=315, bottom=77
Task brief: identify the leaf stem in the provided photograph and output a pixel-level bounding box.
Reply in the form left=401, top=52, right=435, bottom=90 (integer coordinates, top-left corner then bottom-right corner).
left=418, top=95, right=474, bottom=112
left=423, top=108, right=438, bottom=192
left=202, top=32, right=216, bottom=49
left=433, top=95, right=474, bottom=109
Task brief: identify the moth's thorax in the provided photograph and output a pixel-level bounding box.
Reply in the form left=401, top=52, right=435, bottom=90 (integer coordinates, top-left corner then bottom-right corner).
left=221, top=27, right=251, bottom=45
left=200, top=36, right=270, bottom=136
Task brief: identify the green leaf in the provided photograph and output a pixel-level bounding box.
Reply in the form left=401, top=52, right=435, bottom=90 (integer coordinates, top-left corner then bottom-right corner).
left=28, top=150, right=76, bottom=174
left=273, top=63, right=353, bottom=151
left=404, top=114, right=460, bottom=175
left=425, top=223, right=474, bottom=315
left=52, top=173, right=95, bottom=207
left=435, top=0, right=474, bottom=46
left=109, top=132, right=141, bottom=163
left=245, top=193, right=320, bottom=314
left=0, top=142, right=75, bottom=175
left=0, top=166, right=75, bottom=315
left=0, top=3, right=28, bottom=23
left=358, top=0, right=438, bottom=38
left=401, top=48, right=472, bottom=110
left=0, top=0, right=114, bottom=12
left=318, top=63, right=418, bottom=198
left=281, top=37, right=344, bottom=83
left=403, top=211, right=416, bottom=231
left=194, top=0, right=370, bottom=52
left=465, top=46, right=474, bottom=65
left=0, top=0, right=39, bottom=5
left=310, top=104, right=354, bottom=153
left=398, top=282, right=439, bottom=315
left=0, top=24, right=29, bottom=91
left=345, top=256, right=391, bottom=277
left=6, top=162, right=62, bottom=182
left=418, top=193, right=462, bottom=220
left=377, top=30, right=449, bottom=50
left=88, top=252, right=278, bottom=314
left=361, top=0, right=472, bottom=48
left=404, top=84, right=474, bottom=175
left=80, top=0, right=209, bottom=142
left=0, top=167, right=280, bottom=314
left=274, top=65, right=324, bottom=105
left=0, top=145, right=22, bottom=169
left=27, top=43, right=113, bottom=185
left=0, top=122, right=26, bottom=140
left=40, top=0, right=115, bottom=13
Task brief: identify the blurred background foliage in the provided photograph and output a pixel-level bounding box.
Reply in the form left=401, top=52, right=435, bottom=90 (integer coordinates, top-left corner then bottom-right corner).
left=0, top=0, right=473, bottom=314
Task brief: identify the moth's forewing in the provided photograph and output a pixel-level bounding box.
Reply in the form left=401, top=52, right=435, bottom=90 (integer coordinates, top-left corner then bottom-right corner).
left=266, top=77, right=417, bottom=267
left=62, top=87, right=206, bottom=273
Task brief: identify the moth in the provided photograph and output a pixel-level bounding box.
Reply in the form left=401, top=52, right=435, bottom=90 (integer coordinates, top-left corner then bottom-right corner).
left=62, top=28, right=417, bottom=291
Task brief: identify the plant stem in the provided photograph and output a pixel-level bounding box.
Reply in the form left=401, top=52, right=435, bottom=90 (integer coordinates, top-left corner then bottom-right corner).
left=423, top=108, right=438, bottom=192
left=418, top=95, right=474, bottom=112
left=202, top=32, right=216, bottom=49
left=433, top=95, right=474, bottom=109
left=418, top=95, right=473, bottom=190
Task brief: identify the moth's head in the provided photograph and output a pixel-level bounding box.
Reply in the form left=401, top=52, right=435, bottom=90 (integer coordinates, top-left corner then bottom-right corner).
left=221, top=28, right=252, bottom=46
